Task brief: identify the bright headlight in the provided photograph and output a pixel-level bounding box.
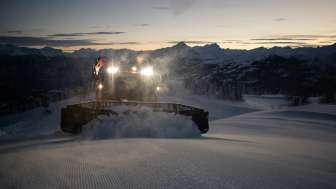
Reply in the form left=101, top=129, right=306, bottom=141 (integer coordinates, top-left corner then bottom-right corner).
left=107, top=66, right=119, bottom=74
left=141, top=66, right=154, bottom=76
left=98, top=83, right=103, bottom=90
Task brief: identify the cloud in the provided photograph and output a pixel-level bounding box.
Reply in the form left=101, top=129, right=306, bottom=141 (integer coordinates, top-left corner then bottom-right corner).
left=0, top=36, right=91, bottom=46
left=319, top=40, right=336, bottom=44
left=113, top=42, right=140, bottom=45
left=49, top=31, right=125, bottom=37
left=251, top=35, right=336, bottom=45
left=270, top=34, right=336, bottom=39
left=3, top=29, right=45, bottom=34
left=235, top=40, right=308, bottom=46
left=255, top=41, right=307, bottom=45
left=222, top=40, right=243, bottom=43
left=153, top=6, right=170, bottom=10
left=234, top=36, right=336, bottom=47
left=251, top=38, right=313, bottom=41
left=170, top=0, right=195, bottom=15
left=273, top=18, right=286, bottom=22
left=168, top=40, right=246, bottom=45
left=90, top=25, right=112, bottom=29
left=239, top=41, right=308, bottom=46
left=0, top=36, right=139, bottom=47
left=154, top=0, right=195, bottom=15
left=136, top=24, right=150, bottom=27
left=5, top=30, right=23, bottom=34
left=90, top=26, right=104, bottom=29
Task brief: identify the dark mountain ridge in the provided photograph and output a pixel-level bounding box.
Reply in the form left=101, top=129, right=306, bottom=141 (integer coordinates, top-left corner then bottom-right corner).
left=1, top=42, right=336, bottom=65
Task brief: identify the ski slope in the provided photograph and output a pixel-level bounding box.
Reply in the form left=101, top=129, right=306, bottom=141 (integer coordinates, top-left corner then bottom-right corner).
left=0, top=94, right=336, bottom=189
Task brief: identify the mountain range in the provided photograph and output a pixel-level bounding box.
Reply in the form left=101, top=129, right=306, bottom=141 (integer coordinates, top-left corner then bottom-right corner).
left=1, top=42, right=336, bottom=65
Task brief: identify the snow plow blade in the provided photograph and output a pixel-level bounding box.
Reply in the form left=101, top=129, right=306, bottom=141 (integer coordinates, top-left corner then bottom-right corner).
left=61, top=101, right=209, bottom=134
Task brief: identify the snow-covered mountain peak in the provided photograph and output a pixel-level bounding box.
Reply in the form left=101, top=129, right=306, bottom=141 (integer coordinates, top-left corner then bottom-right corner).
left=203, top=43, right=221, bottom=50
left=173, top=42, right=190, bottom=49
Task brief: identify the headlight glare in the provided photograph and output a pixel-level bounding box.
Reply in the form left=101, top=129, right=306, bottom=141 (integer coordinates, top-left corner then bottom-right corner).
left=141, top=66, right=154, bottom=76
left=107, top=66, right=119, bottom=74
left=98, top=83, right=103, bottom=90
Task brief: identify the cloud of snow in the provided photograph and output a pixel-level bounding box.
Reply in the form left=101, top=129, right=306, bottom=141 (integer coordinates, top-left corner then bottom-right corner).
left=81, top=105, right=201, bottom=139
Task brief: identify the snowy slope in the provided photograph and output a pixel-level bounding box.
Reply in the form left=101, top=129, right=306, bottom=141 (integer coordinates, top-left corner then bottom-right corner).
left=243, top=94, right=290, bottom=110
left=0, top=94, right=336, bottom=189
left=0, top=95, right=94, bottom=141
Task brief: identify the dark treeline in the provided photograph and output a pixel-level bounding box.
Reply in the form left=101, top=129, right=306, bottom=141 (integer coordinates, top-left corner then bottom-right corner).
left=178, top=60, right=249, bottom=100
left=250, top=56, right=336, bottom=104
left=180, top=56, right=336, bottom=104
left=0, top=55, right=93, bottom=114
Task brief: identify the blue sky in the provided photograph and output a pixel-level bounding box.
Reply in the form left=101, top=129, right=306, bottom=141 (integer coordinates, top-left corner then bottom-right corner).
left=1, top=0, right=336, bottom=51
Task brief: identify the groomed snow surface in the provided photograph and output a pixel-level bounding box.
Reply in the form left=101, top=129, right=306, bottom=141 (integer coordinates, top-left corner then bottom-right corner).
left=0, top=93, right=336, bottom=189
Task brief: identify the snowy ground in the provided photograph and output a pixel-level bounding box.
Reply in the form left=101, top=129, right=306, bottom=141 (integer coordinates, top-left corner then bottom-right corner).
left=0, top=93, right=336, bottom=189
